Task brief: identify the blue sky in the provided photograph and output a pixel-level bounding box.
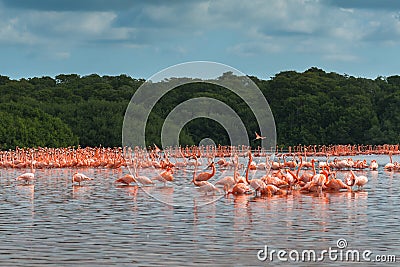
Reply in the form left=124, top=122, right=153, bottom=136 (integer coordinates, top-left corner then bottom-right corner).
left=1, top=0, right=400, bottom=80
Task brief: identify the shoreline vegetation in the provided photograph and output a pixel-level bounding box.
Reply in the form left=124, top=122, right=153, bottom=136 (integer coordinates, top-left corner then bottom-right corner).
left=0, top=67, right=399, bottom=150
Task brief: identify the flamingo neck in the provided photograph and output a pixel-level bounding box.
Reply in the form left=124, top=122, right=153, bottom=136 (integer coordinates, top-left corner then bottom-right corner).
left=296, top=157, right=303, bottom=178
left=245, top=152, right=252, bottom=184
left=312, top=160, right=316, bottom=176
left=233, top=161, right=238, bottom=182
left=349, top=170, right=356, bottom=186
left=192, top=156, right=199, bottom=186
left=210, top=164, right=215, bottom=177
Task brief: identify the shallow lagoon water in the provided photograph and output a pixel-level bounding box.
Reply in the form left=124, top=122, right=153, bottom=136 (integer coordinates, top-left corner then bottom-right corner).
left=1, top=155, right=399, bottom=266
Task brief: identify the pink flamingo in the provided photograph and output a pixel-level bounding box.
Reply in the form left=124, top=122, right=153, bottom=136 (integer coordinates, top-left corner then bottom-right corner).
left=133, top=159, right=154, bottom=186
left=228, top=182, right=252, bottom=195
left=153, top=167, right=174, bottom=185
left=301, top=160, right=329, bottom=194
left=283, top=154, right=297, bottom=169
left=115, top=174, right=136, bottom=185
left=324, top=172, right=351, bottom=191
left=16, top=158, right=36, bottom=185
left=369, top=160, right=378, bottom=170
left=224, top=153, right=254, bottom=195
left=259, top=184, right=287, bottom=196
left=192, top=156, right=219, bottom=194
left=384, top=153, right=395, bottom=171
left=245, top=151, right=267, bottom=195
left=72, top=172, right=93, bottom=186
left=346, top=170, right=368, bottom=190
left=215, top=154, right=239, bottom=191
left=16, top=171, right=35, bottom=185
left=254, top=132, right=266, bottom=140
left=192, top=156, right=216, bottom=182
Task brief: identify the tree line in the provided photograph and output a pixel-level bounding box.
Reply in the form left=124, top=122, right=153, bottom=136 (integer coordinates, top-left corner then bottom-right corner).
left=0, top=67, right=399, bottom=150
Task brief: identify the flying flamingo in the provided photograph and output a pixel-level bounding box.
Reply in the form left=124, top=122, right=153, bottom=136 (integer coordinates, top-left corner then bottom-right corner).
left=346, top=170, right=368, bottom=190
left=254, top=132, right=266, bottom=141
left=72, top=172, right=93, bottom=186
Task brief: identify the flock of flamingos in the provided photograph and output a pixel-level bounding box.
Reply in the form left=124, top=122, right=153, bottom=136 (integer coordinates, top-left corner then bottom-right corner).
left=2, top=143, right=400, bottom=197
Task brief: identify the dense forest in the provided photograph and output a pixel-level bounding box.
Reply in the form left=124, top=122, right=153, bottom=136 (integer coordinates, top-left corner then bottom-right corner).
left=0, top=67, right=399, bottom=150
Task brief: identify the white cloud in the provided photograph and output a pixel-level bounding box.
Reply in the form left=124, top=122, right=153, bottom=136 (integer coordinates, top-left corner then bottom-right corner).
left=0, top=17, right=38, bottom=44
left=1, top=0, right=400, bottom=70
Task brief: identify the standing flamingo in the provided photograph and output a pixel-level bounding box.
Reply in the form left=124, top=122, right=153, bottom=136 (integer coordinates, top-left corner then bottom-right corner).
left=369, top=160, right=378, bottom=170
left=16, top=158, right=36, bottom=185
left=215, top=154, right=239, bottom=191
left=324, top=172, right=351, bottom=191
left=226, top=152, right=254, bottom=195
left=192, top=156, right=219, bottom=194
left=16, top=170, right=35, bottom=184
left=192, top=156, right=216, bottom=182
left=133, top=159, right=154, bottom=186
left=115, top=174, right=136, bottom=185
left=384, top=153, right=395, bottom=171
left=301, top=159, right=329, bottom=194
left=346, top=170, right=368, bottom=190
left=153, top=167, right=174, bottom=185
left=72, top=172, right=93, bottom=186
left=244, top=151, right=266, bottom=195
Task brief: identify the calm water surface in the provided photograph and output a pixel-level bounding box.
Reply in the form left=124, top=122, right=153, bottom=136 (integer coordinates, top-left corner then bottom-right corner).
left=1, top=155, right=399, bottom=266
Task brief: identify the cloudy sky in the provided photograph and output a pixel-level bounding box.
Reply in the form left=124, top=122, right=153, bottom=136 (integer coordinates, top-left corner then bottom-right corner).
left=1, top=0, right=400, bottom=80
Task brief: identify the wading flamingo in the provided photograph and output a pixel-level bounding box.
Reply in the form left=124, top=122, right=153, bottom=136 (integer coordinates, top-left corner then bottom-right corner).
left=324, top=172, right=351, bottom=192
left=369, top=160, right=378, bottom=171
left=115, top=174, right=136, bottom=185
left=301, top=160, right=329, bottom=194
left=346, top=170, right=368, bottom=190
left=229, top=181, right=252, bottom=195
left=72, top=172, right=93, bottom=186
left=153, top=167, right=174, bottom=185
left=192, top=156, right=219, bottom=194
left=245, top=151, right=266, bottom=195
left=215, top=154, right=239, bottom=191
left=259, top=184, right=287, bottom=196
left=16, top=169, right=35, bottom=184
left=226, top=152, right=254, bottom=195
left=384, top=153, right=395, bottom=171
left=134, top=159, right=154, bottom=186
left=16, top=158, right=36, bottom=184
left=192, top=156, right=216, bottom=182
